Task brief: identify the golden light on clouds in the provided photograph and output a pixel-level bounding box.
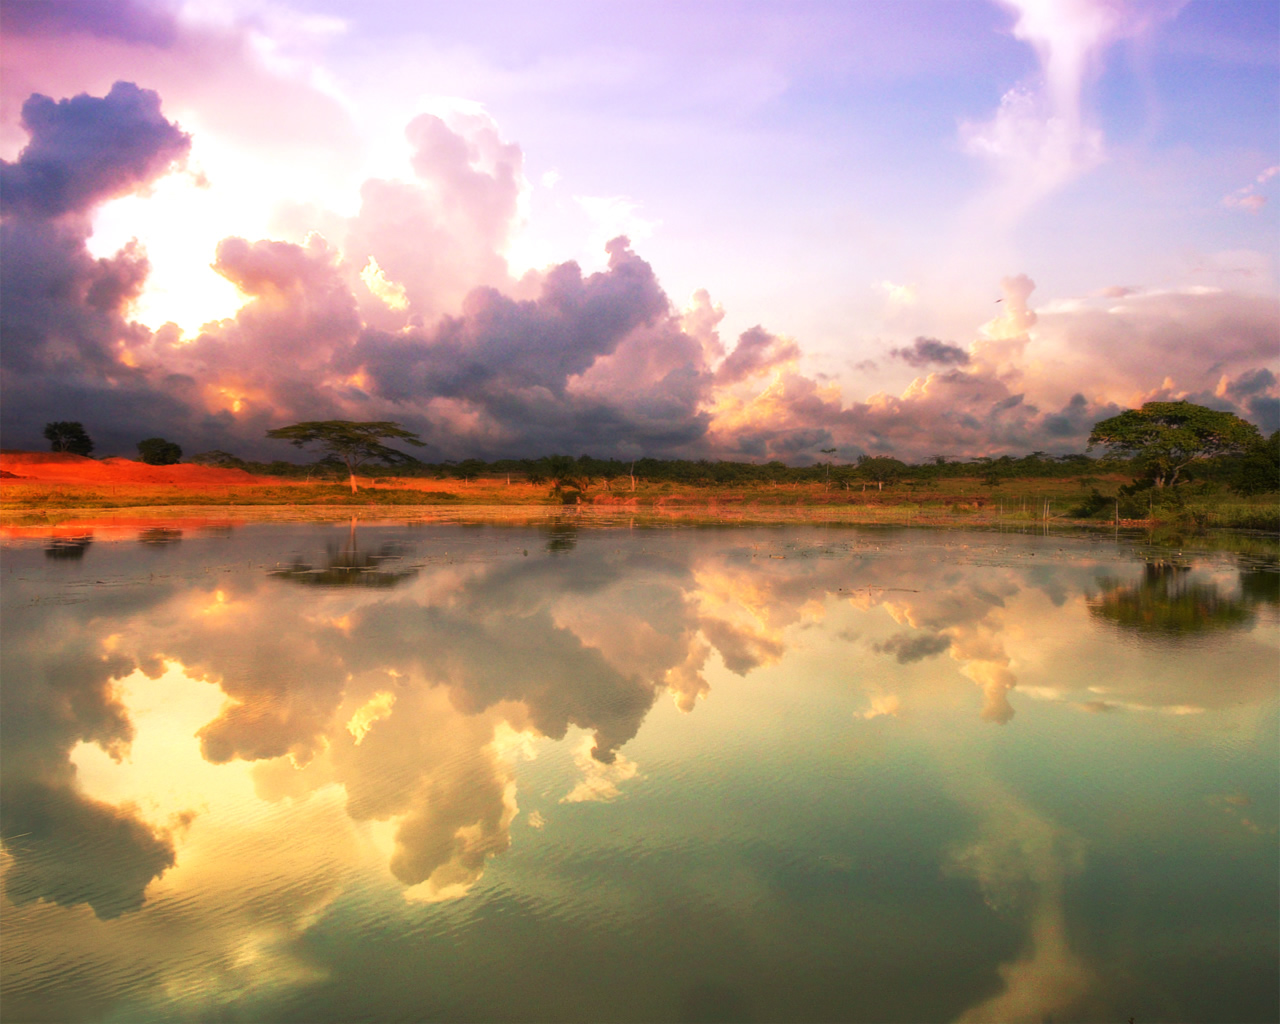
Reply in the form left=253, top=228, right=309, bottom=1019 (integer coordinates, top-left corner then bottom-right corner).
left=560, top=735, right=640, bottom=804
left=70, top=660, right=253, bottom=827
left=359, top=256, right=409, bottom=310
left=89, top=181, right=246, bottom=336
left=345, top=691, right=396, bottom=745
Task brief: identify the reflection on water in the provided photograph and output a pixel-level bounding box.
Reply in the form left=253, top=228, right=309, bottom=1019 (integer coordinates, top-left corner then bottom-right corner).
left=1091, top=560, right=1256, bottom=638
left=1, top=522, right=1276, bottom=1023
left=544, top=519, right=579, bottom=554
left=268, top=518, right=417, bottom=588
left=138, top=527, right=182, bottom=546
left=44, top=535, right=92, bottom=559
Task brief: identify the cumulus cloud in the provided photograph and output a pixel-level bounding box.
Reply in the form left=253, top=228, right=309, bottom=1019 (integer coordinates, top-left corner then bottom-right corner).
left=344, top=110, right=525, bottom=327
left=2, top=81, right=1277, bottom=464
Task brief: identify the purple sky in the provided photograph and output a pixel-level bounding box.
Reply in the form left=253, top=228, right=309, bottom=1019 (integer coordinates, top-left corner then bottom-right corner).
left=1, top=0, right=1276, bottom=461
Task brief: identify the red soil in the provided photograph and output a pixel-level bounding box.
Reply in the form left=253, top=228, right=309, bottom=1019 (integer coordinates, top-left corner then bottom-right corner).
left=0, top=450, right=276, bottom=487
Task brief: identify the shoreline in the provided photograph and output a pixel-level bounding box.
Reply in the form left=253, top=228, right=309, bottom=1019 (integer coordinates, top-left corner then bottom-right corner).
left=0, top=499, right=1210, bottom=532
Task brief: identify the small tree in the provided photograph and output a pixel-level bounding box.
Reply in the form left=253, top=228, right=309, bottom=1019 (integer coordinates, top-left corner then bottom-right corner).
left=137, top=437, right=182, bottom=465
left=266, top=420, right=425, bottom=493
left=1088, top=401, right=1262, bottom=489
left=44, top=421, right=94, bottom=456
left=819, top=447, right=837, bottom=489
left=190, top=450, right=247, bottom=469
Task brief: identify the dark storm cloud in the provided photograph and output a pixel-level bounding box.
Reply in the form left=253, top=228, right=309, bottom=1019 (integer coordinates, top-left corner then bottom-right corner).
left=873, top=630, right=952, bottom=664
left=0, top=81, right=189, bottom=219
left=0, top=81, right=195, bottom=449
left=714, top=325, right=800, bottom=385
left=0, top=574, right=179, bottom=918
left=2, top=781, right=176, bottom=919
left=891, top=336, right=971, bottom=368
left=356, top=238, right=667, bottom=401
left=1040, top=393, right=1092, bottom=438
left=1221, top=367, right=1277, bottom=402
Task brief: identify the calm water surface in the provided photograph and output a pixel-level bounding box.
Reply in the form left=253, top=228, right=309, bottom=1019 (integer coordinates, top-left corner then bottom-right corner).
left=2, top=522, right=1277, bottom=1023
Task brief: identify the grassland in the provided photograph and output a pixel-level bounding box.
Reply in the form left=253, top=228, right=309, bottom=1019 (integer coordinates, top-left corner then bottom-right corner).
left=3, top=471, right=1276, bottom=534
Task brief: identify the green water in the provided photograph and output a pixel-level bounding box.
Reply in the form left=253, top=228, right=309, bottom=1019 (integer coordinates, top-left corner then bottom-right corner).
left=2, top=522, right=1276, bottom=1023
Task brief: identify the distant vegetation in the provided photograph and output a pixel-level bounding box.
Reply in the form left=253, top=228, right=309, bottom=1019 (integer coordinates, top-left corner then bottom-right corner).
left=187, top=440, right=1277, bottom=496
left=17, top=404, right=1274, bottom=531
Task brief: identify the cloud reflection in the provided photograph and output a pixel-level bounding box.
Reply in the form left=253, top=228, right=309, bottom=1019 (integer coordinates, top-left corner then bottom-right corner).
left=2, top=524, right=1274, bottom=928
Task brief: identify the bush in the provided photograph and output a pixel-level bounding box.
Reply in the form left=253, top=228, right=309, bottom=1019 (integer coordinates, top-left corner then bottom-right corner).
left=1069, top=487, right=1112, bottom=518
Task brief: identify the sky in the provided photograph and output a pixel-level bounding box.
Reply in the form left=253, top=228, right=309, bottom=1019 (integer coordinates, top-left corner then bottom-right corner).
left=0, top=0, right=1276, bottom=462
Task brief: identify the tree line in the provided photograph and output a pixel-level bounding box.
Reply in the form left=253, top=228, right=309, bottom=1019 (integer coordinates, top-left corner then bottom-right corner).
left=39, top=402, right=1280, bottom=496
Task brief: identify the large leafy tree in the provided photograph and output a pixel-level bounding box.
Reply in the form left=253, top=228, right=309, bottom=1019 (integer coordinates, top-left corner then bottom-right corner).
left=856, top=455, right=906, bottom=491
left=43, top=421, right=94, bottom=456
left=1087, top=401, right=1262, bottom=489
left=266, top=420, right=425, bottom=493
left=137, top=437, right=182, bottom=465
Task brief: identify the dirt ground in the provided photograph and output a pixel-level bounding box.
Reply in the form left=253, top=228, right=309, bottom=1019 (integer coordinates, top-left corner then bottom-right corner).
left=0, top=450, right=275, bottom=487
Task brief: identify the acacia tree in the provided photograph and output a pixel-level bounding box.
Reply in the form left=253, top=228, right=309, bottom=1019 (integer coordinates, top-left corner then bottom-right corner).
left=43, top=421, right=94, bottom=456
left=1087, top=401, right=1262, bottom=489
left=266, top=420, right=425, bottom=493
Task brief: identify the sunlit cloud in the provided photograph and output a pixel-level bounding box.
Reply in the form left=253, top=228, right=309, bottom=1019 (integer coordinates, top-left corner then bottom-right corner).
left=345, top=690, right=396, bottom=744
left=358, top=256, right=409, bottom=311
left=859, top=694, right=902, bottom=720
left=561, top=735, right=641, bottom=804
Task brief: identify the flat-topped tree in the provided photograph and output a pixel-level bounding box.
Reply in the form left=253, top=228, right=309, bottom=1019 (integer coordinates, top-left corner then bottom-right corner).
left=267, top=420, right=425, bottom=493
left=1087, top=401, right=1262, bottom=489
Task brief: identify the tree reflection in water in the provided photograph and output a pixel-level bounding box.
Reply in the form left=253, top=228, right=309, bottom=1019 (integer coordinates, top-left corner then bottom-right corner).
left=138, top=528, right=182, bottom=546
left=44, top=536, right=93, bottom=559
left=544, top=520, right=578, bottom=554
left=268, top=519, right=417, bottom=588
left=1239, top=564, right=1280, bottom=607
left=1090, top=560, right=1256, bottom=637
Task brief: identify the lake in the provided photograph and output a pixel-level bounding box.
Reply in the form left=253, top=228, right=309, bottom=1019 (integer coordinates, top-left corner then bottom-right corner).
left=2, top=519, right=1276, bottom=1023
